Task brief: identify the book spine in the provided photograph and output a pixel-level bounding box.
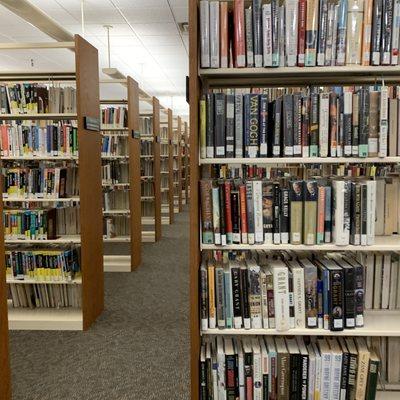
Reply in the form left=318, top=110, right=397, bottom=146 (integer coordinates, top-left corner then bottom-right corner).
left=301, top=95, right=310, bottom=157
left=273, top=97, right=282, bottom=156
left=293, top=93, right=302, bottom=156
left=336, top=0, right=348, bottom=65
left=273, top=267, right=290, bottom=331
left=347, top=353, right=358, bottom=399
left=352, top=91, right=360, bottom=156
left=224, top=181, right=233, bottom=244
left=249, top=266, right=262, bottom=328
left=261, top=271, right=269, bottom=328
left=218, top=181, right=227, bottom=245
left=224, top=269, right=233, bottom=328
left=303, top=180, right=318, bottom=245
left=283, top=94, right=294, bottom=156
left=235, top=94, right=244, bottom=157
left=304, top=264, right=318, bottom=328
left=319, top=92, right=330, bottom=157
left=263, top=3, right=273, bottom=67
left=226, top=94, right=235, bottom=157
left=324, top=3, right=335, bottom=65
left=298, top=0, right=307, bottom=66
left=278, top=3, right=286, bottom=66
left=253, top=0, right=263, bottom=67
left=285, top=0, right=299, bottom=66
left=371, top=0, right=383, bottom=65
left=216, top=266, right=226, bottom=327
left=368, top=91, right=379, bottom=156
left=317, top=279, right=324, bottom=328
left=293, top=269, right=306, bottom=329
left=305, top=0, right=319, bottom=66
left=220, top=2, right=229, bottom=67
left=214, top=93, right=226, bottom=157
left=361, top=183, right=368, bottom=245
left=200, top=265, right=209, bottom=330
left=245, top=8, right=254, bottom=67
left=231, top=266, right=243, bottom=328
left=322, top=268, right=330, bottom=329
left=262, top=182, right=274, bottom=244
left=343, top=91, right=353, bottom=156
left=354, top=264, right=365, bottom=327
left=346, top=0, right=364, bottom=65
left=381, top=0, right=393, bottom=64
left=206, top=94, right=214, bottom=158
left=207, top=264, right=216, bottom=329
left=209, top=1, right=220, bottom=68
left=259, top=94, right=269, bottom=157
left=240, top=266, right=251, bottom=329
left=200, top=97, right=207, bottom=158
left=379, top=85, right=389, bottom=157
left=273, top=182, right=281, bottom=244
left=239, top=184, right=248, bottom=244
left=362, top=0, right=374, bottom=65
left=231, top=191, right=241, bottom=244
left=234, top=0, right=246, bottom=67
left=344, top=266, right=356, bottom=328
left=271, top=0, right=280, bottom=66
left=212, top=186, right=221, bottom=245
left=317, top=186, right=326, bottom=244
left=309, top=92, right=319, bottom=157
left=200, top=1, right=211, bottom=68
left=244, top=352, right=253, bottom=398
left=329, top=268, right=344, bottom=331
left=366, top=180, right=376, bottom=245
left=392, top=0, right=400, bottom=64
left=329, top=92, right=338, bottom=156
left=317, top=0, right=329, bottom=65
left=280, top=188, right=290, bottom=244
left=253, top=180, right=264, bottom=243
left=324, top=185, right=332, bottom=242
left=200, top=180, right=214, bottom=244
left=246, top=181, right=255, bottom=244
left=290, top=180, right=304, bottom=244
left=266, top=272, right=276, bottom=328
left=245, top=94, right=260, bottom=158
left=226, top=354, right=237, bottom=398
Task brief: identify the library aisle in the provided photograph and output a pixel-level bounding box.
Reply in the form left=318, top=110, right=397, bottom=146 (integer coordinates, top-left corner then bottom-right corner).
left=8, top=208, right=190, bottom=400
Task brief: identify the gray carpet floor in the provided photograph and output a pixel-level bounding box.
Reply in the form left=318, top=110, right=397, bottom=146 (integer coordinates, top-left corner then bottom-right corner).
left=9, top=207, right=190, bottom=400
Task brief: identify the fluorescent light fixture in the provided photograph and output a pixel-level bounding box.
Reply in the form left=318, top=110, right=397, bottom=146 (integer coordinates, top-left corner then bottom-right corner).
left=102, top=67, right=126, bottom=80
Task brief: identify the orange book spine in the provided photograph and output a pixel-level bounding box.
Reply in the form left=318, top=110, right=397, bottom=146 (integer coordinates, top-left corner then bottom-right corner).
left=362, top=0, right=373, bottom=65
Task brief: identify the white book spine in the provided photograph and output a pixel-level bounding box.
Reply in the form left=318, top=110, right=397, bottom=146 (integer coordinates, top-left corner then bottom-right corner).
left=366, top=180, right=376, bottom=245
left=209, top=1, right=220, bottom=68
left=321, top=352, right=332, bottom=399
left=379, top=86, right=389, bottom=157
left=333, top=181, right=348, bottom=245
left=237, top=344, right=245, bottom=399
left=308, top=352, right=316, bottom=400
left=216, top=337, right=226, bottom=400
left=253, top=181, right=264, bottom=243
left=382, top=253, right=392, bottom=309
left=313, top=344, right=322, bottom=399
left=263, top=4, right=273, bottom=66
left=319, top=93, right=330, bottom=157
left=293, top=268, right=306, bottom=328
left=273, top=266, right=290, bottom=331
left=278, top=5, right=285, bottom=66
left=330, top=353, right=342, bottom=400
left=253, top=350, right=262, bottom=400
left=285, top=0, right=299, bottom=66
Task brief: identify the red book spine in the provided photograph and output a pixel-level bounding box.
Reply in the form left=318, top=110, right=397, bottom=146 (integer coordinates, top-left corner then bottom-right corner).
left=239, top=184, right=248, bottom=244
left=234, top=0, right=246, bottom=67
left=224, top=181, right=233, bottom=242
left=220, top=2, right=229, bottom=68
left=298, top=0, right=307, bottom=66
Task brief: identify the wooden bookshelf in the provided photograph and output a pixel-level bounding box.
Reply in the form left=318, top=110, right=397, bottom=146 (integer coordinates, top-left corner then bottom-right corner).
left=101, top=76, right=142, bottom=272
left=189, top=1, right=400, bottom=399
left=172, top=116, right=183, bottom=213
left=0, top=173, right=10, bottom=398
left=2, top=36, right=103, bottom=331
left=168, top=109, right=175, bottom=224
left=183, top=121, right=190, bottom=205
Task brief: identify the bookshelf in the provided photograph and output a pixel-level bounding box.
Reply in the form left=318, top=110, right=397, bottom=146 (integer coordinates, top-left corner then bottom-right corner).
left=168, top=109, right=175, bottom=224
left=189, top=1, right=400, bottom=399
left=140, top=97, right=161, bottom=242
left=100, top=76, right=142, bottom=272
left=173, top=116, right=183, bottom=213
left=182, top=121, right=190, bottom=205
left=1, top=36, right=103, bottom=331
left=0, top=174, right=10, bottom=398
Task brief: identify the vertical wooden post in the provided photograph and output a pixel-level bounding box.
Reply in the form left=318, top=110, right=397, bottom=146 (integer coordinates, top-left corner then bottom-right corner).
left=75, top=35, right=104, bottom=329
left=177, top=116, right=183, bottom=212
left=127, top=77, right=142, bottom=269
left=184, top=121, right=189, bottom=205
left=189, top=0, right=200, bottom=396
left=168, top=108, right=175, bottom=224
left=153, top=97, right=162, bottom=241
left=0, top=172, right=11, bottom=399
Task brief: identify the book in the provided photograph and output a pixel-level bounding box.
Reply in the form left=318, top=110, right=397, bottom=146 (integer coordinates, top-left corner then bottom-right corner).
left=200, top=0, right=211, bottom=68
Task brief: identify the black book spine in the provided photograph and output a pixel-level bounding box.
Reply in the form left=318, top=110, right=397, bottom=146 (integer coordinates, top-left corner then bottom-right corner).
left=226, top=94, right=235, bottom=158
left=344, top=266, right=356, bottom=329
left=259, top=93, right=269, bottom=157
left=218, top=181, right=226, bottom=239
left=361, top=183, right=368, bottom=242
left=309, top=91, right=319, bottom=156
left=244, top=352, right=253, bottom=398
left=341, top=350, right=350, bottom=396
left=206, top=93, right=214, bottom=157
left=293, top=92, right=302, bottom=156
left=381, top=0, right=393, bottom=64
left=290, top=354, right=301, bottom=400
left=350, top=182, right=357, bottom=244
left=214, top=93, right=226, bottom=158
left=231, top=267, right=242, bottom=322
left=252, top=0, right=263, bottom=66
left=244, top=94, right=260, bottom=158
left=263, top=372, right=269, bottom=400
left=300, top=354, right=308, bottom=400
left=347, top=353, right=358, bottom=400
left=283, top=94, right=294, bottom=156
left=206, top=356, right=212, bottom=399
left=200, top=267, right=208, bottom=322
left=273, top=97, right=282, bottom=157
left=200, top=357, right=207, bottom=399
left=329, top=268, right=344, bottom=331
left=371, top=0, right=383, bottom=65
left=358, top=88, right=370, bottom=157
left=267, top=100, right=275, bottom=157
left=354, top=264, right=365, bottom=327
left=231, top=191, right=240, bottom=244
left=280, top=187, right=290, bottom=244
left=240, top=267, right=250, bottom=322
left=262, top=181, right=274, bottom=243
left=226, top=354, right=237, bottom=399
left=273, top=182, right=281, bottom=243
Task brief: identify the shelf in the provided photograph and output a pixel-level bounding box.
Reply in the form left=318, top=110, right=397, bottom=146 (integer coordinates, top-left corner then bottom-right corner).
left=5, top=235, right=81, bottom=244
left=102, top=182, right=130, bottom=188
left=6, top=277, right=82, bottom=285
left=8, top=301, right=83, bottom=330
left=200, top=235, right=400, bottom=251
left=199, top=66, right=400, bottom=87
left=377, top=392, right=400, bottom=400
left=142, top=217, right=155, bottom=225
left=103, top=210, right=130, bottom=215
left=141, top=196, right=155, bottom=201
left=200, top=157, right=400, bottom=165
left=103, top=255, right=131, bottom=273
left=142, top=231, right=155, bottom=243
left=100, top=127, right=128, bottom=131
left=0, top=113, right=77, bottom=120
left=140, top=155, right=154, bottom=159
left=141, top=176, right=154, bottom=180
left=202, top=312, right=400, bottom=337
left=101, top=155, right=129, bottom=160
left=2, top=155, right=78, bottom=161
left=3, top=196, right=79, bottom=203
left=103, top=236, right=130, bottom=243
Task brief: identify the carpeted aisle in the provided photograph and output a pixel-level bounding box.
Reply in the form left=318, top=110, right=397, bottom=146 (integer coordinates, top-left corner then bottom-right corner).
left=9, top=207, right=190, bottom=400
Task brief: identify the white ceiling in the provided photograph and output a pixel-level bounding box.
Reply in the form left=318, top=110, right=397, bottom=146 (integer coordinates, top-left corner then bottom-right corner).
left=0, top=0, right=189, bottom=117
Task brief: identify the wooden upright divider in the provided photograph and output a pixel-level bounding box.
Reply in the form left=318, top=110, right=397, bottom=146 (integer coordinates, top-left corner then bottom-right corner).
left=183, top=121, right=189, bottom=205
left=127, top=77, right=142, bottom=268
left=177, top=116, right=183, bottom=212
left=189, top=0, right=200, bottom=396
left=168, top=108, right=175, bottom=224
left=0, top=174, right=10, bottom=399
left=153, top=97, right=162, bottom=241
left=75, top=35, right=104, bottom=329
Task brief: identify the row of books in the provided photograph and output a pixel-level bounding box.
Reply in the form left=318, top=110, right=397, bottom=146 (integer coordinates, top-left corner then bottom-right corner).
left=200, top=177, right=377, bottom=247
left=8, top=283, right=81, bottom=309
left=141, top=183, right=154, bottom=197
left=0, top=122, right=78, bottom=157
left=141, top=160, right=154, bottom=176
left=200, top=335, right=379, bottom=400
left=378, top=337, right=400, bottom=383
left=101, top=134, right=128, bottom=157
left=200, top=0, right=400, bottom=68
left=101, top=106, right=127, bottom=129
left=103, top=191, right=129, bottom=211
left=201, top=251, right=368, bottom=332
left=102, top=162, right=129, bottom=185
left=142, top=202, right=154, bottom=218
left=3, top=209, right=57, bottom=240
left=200, top=86, right=400, bottom=159
left=103, top=216, right=129, bottom=238
left=140, top=116, right=153, bottom=137
left=141, top=141, right=153, bottom=156
left=3, top=167, right=77, bottom=199
left=5, top=248, right=80, bottom=282
left=56, top=207, right=80, bottom=236
left=0, top=84, right=76, bottom=115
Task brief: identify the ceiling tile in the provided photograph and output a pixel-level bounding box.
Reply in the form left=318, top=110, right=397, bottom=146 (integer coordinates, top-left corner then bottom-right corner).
left=148, top=44, right=186, bottom=55
left=141, top=35, right=182, bottom=46
left=114, top=0, right=169, bottom=7
left=171, top=7, right=188, bottom=22
left=81, top=9, right=126, bottom=24
left=131, top=22, right=178, bottom=36
left=122, top=8, right=174, bottom=23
